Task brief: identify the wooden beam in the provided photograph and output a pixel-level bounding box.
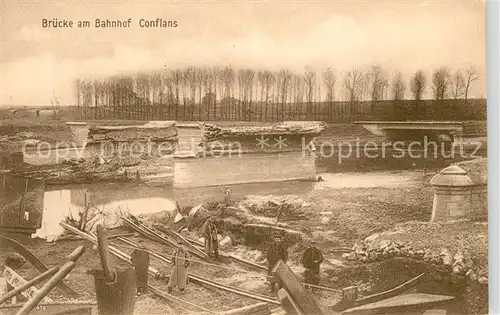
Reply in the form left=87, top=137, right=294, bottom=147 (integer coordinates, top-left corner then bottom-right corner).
left=153, top=224, right=207, bottom=258
left=276, top=288, right=301, bottom=315
left=15, top=261, right=76, bottom=315
left=271, top=261, right=328, bottom=315
left=0, top=267, right=57, bottom=305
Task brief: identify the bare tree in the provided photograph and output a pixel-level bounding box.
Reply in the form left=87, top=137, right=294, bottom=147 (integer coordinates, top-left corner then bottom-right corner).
left=277, top=69, right=292, bottom=121
left=184, top=67, right=198, bottom=119
left=202, top=67, right=215, bottom=120
left=170, top=69, right=182, bottom=119
left=258, top=71, right=275, bottom=122
left=293, top=74, right=305, bottom=119
left=344, top=69, right=364, bottom=102
left=343, top=69, right=364, bottom=119
left=304, top=67, right=316, bottom=120
left=432, top=67, right=450, bottom=100
left=322, top=68, right=336, bottom=121
left=365, top=65, right=388, bottom=116
left=410, top=70, right=426, bottom=101
left=368, top=65, right=388, bottom=102
left=150, top=72, right=162, bottom=119
left=450, top=69, right=466, bottom=99
left=240, top=69, right=256, bottom=120
left=197, top=68, right=204, bottom=120
left=391, top=72, right=406, bottom=101
left=464, top=65, right=479, bottom=100
left=220, top=66, right=235, bottom=119
left=211, top=67, right=220, bottom=119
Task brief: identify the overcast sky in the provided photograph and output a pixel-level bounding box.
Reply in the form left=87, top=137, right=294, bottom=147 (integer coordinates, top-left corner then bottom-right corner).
left=0, top=0, right=486, bottom=106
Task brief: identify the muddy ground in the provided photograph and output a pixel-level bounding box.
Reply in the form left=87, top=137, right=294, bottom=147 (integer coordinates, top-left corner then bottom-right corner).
left=0, top=118, right=488, bottom=314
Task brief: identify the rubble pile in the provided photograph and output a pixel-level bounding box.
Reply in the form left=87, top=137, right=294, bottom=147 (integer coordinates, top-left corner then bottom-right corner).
left=342, top=238, right=488, bottom=284
left=88, top=121, right=178, bottom=142
left=237, top=195, right=309, bottom=219
left=0, top=131, right=41, bottom=151
left=202, top=122, right=326, bottom=142
left=15, top=153, right=169, bottom=185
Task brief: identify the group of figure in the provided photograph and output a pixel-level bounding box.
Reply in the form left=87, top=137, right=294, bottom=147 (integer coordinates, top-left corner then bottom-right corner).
left=130, top=220, right=324, bottom=297
left=130, top=217, right=220, bottom=296
left=266, top=236, right=324, bottom=292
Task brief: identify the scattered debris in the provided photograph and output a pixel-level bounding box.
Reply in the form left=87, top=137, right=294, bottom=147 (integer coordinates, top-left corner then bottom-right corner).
left=342, top=238, right=486, bottom=285
left=202, top=122, right=326, bottom=142
left=238, top=195, right=309, bottom=219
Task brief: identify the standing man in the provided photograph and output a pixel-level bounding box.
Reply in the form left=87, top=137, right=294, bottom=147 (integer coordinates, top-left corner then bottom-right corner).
left=224, top=186, right=232, bottom=206
left=167, top=240, right=191, bottom=294
left=302, top=243, right=324, bottom=289
left=266, top=235, right=288, bottom=292
left=202, top=218, right=219, bottom=259
left=131, top=240, right=150, bottom=295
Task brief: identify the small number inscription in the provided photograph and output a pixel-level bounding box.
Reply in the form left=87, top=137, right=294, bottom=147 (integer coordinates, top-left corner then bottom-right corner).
left=35, top=305, right=46, bottom=311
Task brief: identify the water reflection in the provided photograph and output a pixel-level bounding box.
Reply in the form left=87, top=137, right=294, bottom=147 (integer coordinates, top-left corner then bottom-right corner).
left=37, top=183, right=176, bottom=241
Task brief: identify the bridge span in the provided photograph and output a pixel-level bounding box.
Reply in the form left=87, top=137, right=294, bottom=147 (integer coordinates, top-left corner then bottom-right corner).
left=354, top=120, right=486, bottom=141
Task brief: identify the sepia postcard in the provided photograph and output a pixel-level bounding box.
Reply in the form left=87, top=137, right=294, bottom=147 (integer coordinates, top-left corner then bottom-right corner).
left=0, top=1, right=489, bottom=314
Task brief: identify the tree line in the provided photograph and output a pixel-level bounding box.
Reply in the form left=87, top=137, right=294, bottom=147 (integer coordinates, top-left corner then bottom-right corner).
left=75, top=64, right=480, bottom=121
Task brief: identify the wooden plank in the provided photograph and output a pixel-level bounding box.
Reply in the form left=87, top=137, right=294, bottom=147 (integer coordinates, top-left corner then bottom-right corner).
left=277, top=288, right=302, bottom=315
left=1, top=266, right=53, bottom=303
left=272, top=261, right=328, bottom=315
left=15, top=261, right=76, bottom=315
left=0, top=267, right=58, bottom=305
left=341, top=293, right=455, bottom=315
left=153, top=223, right=207, bottom=258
